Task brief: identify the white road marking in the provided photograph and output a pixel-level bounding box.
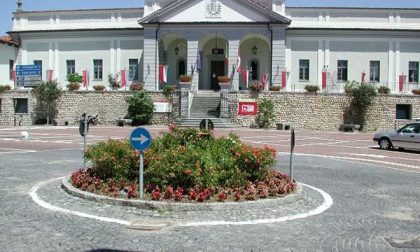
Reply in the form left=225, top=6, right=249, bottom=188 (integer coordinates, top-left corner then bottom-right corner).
left=29, top=178, right=333, bottom=228
left=0, top=150, right=36, bottom=155
left=340, top=153, right=388, bottom=158
left=29, top=177, right=131, bottom=226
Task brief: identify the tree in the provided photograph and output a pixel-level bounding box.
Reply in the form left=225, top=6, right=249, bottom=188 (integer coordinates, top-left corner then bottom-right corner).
left=350, top=83, right=377, bottom=130
left=33, top=80, right=63, bottom=125
left=126, top=91, right=154, bottom=126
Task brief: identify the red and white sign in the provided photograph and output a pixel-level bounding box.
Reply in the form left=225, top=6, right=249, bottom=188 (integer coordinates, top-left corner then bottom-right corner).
left=238, top=101, right=257, bottom=115
left=322, top=71, right=327, bottom=90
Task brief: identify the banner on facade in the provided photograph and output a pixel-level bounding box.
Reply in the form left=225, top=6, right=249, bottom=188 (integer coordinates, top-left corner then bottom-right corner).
left=361, top=71, right=366, bottom=84
left=196, top=50, right=202, bottom=72
left=159, top=65, right=168, bottom=83
left=121, top=69, right=127, bottom=88
left=47, top=69, right=54, bottom=81
left=322, top=71, right=327, bottom=90
left=262, top=71, right=269, bottom=85
left=281, top=71, right=288, bottom=89
left=241, top=69, right=249, bottom=87
left=399, top=75, right=407, bottom=93
left=82, top=70, right=89, bottom=88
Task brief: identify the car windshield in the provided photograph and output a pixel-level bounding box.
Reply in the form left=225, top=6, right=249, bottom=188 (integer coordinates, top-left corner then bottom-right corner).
left=399, top=124, right=420, bottom=133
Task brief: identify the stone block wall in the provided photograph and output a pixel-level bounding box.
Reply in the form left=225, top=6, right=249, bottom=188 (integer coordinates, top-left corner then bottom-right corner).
left=0, top=90, right=180, bottom=126
left=228, top=91, right=420, bottom=131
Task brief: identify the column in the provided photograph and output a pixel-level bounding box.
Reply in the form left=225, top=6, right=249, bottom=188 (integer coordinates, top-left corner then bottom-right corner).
left=395, top=41, right=400, bottom=92
left=317, top=40, right=323, bottom=87
left=271, top=25, right=287, bottom=90
left=110, top=40, right=115, bottom=74
left=116, top=40, right=121, bottom=75
left=285, top=40, right=291, bottom=91
left=21, top=42, right=27, bottom=64
left=143, top=25, right=158, bottom=90
left=54, top=41, right=59, bottom=82
left=186, top=39, right=199, bottom=92
left=388, top=41, right=395, bottom=92
left=228, top=39, right=240, bottom=91
left=48, top=42, right=53, bottom=69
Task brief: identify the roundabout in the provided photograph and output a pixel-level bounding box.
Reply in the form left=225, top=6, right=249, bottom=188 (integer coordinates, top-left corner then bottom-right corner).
left=29, top=176, right=333, bottom=229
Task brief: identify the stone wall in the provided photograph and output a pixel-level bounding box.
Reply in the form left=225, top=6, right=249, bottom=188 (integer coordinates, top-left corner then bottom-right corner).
left=228, top=92, right=420, bottom=131
left=0, top=90, right=180, bottom=126
left=1, top=90, right=419, bottom=131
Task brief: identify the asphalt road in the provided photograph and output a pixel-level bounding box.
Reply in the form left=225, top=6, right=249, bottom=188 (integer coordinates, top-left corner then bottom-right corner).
left=0, top=126, right=419, bottom=251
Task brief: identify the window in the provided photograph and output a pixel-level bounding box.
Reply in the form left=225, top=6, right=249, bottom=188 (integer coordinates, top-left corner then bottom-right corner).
left=14, top=98, right=28, bottom=114
left=299, top=59, right=310, bottom=81
left=129, top=59, right=139, bottom=81
left=9, top=60, right=14, bottom=80
left=409, top=62, right=419, bottom=83
left=250, top=59, right=259, bottom=80
left=370, top=61, right=380, bottom=82
left=396, top=104, right=411, bottom=120
left=66, top=60, right=75, bottom=76
left=93, top=59, right=103, bottom=80
left=177, top=59, right=186, bottom=78
left=34, top=60, right=42, bottom=80
left=337, top=60, right=348, bottom=82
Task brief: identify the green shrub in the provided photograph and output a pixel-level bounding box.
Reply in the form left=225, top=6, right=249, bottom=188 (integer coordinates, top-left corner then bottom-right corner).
left=126, top=91, right=154, bottom=125
left=84, top=139, right=139, bottom=181
left=344, top=81, right=359, bottom=94
left=304, top=85, right=320, bottom=93
left=33, top=80, right=62, bottom=125
left=378, top=86, right=390, bottom=94
left=163, top=84, right=176, bottom=98
left=144, top=128, right=276, bottom=190
left=350, top=83, right=377, bottom=130
left=255, top=99, right=275, bottom=128
left=67, top=73, right=82, bottom=83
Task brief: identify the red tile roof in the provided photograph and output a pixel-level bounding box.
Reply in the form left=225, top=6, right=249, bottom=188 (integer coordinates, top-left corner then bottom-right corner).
left=0, top=35, right=19, bottom=47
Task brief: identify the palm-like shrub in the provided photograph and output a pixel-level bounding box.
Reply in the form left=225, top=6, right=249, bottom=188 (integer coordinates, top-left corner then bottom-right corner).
left=126, top=91, right=154, bottom=126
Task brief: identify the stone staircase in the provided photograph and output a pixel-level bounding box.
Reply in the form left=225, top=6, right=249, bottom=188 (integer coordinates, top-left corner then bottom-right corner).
left=176, top=91, right=236, bottom=128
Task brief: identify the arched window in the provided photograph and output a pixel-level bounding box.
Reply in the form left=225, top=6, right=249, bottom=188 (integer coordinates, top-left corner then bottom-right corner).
left=249, top=59, right=259, bottom=80
left=177, top=59, right=186, bottom=78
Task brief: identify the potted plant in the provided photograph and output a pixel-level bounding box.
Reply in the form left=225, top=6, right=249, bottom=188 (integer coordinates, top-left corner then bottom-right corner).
left=269, top=85, right=281, bottom=92
left=0, top=85, right=11, bottom=92
left=66, top=73, right=82, bottom=91
left=130, top=82, right=144, bottom=91
left=412, top=89, right=420, bottom=95
left=304, top=84, right=320, bottom=94
left=378, top=86, right=390, bottom=94
left=93, top=85, right=106, bottom=92
left=179, top=75, right=192, bottom=83
left=163, top=84, right=176, bottom=99
left=249, top=81, right=265, bottom=92
left=218, top=76, right=230, bottom=87
left=108, top=74, right=121, bottom=90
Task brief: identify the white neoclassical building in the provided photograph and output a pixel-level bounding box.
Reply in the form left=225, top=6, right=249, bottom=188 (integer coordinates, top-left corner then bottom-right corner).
left=6, top=0, right=420, bottom=93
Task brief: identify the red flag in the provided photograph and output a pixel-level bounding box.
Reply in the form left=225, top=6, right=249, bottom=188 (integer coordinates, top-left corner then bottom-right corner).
left=47, top=69, right=54, bottom=81
left=281, top=71, right=287, bottom=89
left=159, top=65, right=167, bottom=83
left=11, top=70, right=16, bottom=82
left=82, top=70, right=89, bottom=88
left=121, top=69, right=127, bottom=88
left=262, top=71, right=268, bottom=85
left=399, top=75, right=406, bottom=93
left=361, top=71, right=366, bottom=83
left=236, top=48, right=241, bottom=73
left=241, top=69, right=249, bottom=87
left=322, top=71, right=327, bottom=90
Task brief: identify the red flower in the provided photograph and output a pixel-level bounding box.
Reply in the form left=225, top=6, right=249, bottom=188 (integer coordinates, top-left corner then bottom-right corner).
left=185, top=169, right=191, bottom=176
left=152, top=187, right=161, bottom=201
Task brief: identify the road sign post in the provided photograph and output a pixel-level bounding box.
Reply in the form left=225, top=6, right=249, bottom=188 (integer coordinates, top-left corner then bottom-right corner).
left=83, top=113, right=88, bottom=169
left=27, top=88, right=32, bottom=141
left=290, top=127, right=295, bottom=182
left=130, top=128, right=152, bottom=199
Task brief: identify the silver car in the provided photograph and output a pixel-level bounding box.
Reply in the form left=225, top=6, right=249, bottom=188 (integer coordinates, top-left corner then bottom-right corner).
left=373, top=122, right=420, bottom=150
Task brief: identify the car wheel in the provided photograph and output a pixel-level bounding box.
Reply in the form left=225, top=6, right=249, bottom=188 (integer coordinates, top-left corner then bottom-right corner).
left=379, top=138, right=392, bottom=150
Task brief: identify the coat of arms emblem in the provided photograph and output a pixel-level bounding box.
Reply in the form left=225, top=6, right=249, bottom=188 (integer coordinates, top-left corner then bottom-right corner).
left=206, top=0, right=222, bottom=18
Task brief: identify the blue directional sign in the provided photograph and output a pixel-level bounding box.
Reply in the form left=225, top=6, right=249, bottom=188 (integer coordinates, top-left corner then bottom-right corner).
left=15, top=65, right=42, bottom=87
left=130, top=127, right=152, bottom=151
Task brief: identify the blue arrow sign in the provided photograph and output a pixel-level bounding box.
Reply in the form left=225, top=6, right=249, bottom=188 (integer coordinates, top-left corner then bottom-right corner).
left=130, top=127, right=152, bottom=151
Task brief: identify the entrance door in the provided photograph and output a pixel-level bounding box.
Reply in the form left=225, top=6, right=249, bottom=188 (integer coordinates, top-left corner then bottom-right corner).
left=210, top=61, right=225, bottom=90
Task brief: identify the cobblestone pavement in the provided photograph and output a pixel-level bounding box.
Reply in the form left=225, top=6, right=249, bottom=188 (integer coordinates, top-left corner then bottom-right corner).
left=0, top=126, right=419, bottom=251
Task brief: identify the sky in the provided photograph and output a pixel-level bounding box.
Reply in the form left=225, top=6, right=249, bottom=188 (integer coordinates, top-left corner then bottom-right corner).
left=1, top=0, right=420, bottom=35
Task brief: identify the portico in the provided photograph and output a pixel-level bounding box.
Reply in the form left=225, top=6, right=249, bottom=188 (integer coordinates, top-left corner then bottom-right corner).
left=140, top=0, right=290, bottom=92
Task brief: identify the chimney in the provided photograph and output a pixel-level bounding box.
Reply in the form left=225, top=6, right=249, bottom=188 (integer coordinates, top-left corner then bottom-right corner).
left=17, top=0, right=23, bottom=13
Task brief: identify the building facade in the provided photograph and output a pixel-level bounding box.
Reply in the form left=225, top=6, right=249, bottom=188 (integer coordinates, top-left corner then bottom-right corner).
left=7, top=0, right=420, bottom=94
left=0, top=36, right=18, bottom=86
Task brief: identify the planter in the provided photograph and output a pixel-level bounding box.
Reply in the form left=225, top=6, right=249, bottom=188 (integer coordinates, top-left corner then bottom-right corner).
left=179, top=81, right=192, bottom=85
left=218, top=82, right=230, bottom=89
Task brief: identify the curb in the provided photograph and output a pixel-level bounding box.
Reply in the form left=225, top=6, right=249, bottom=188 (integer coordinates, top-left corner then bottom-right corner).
left=62, top=177, right=303, bottom=212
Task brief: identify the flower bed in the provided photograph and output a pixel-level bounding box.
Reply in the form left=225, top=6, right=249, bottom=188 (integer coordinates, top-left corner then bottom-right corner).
left=71, top=126, right=295, bottom=202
